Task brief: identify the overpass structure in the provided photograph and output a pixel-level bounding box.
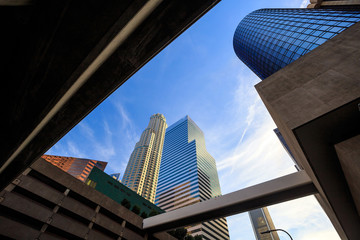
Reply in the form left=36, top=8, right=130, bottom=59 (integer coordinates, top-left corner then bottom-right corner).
left=144, top=22, right=360, bottom=240
left=1, top=1, right=359, bottom=240
left=0, top=0, right=219, bottom=190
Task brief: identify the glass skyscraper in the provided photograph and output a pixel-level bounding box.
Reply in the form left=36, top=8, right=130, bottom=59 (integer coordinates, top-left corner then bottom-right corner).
left=233, top=8, right=360, bottom=79
left=248, top=207, right=279, bottom=240
left=155, top=116, right=229, bottom=240
left=122, top=113, right=167, bottom=203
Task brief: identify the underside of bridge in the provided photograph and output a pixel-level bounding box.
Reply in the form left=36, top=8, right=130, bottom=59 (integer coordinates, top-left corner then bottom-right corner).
left=0, top=0, right=220, bottom=190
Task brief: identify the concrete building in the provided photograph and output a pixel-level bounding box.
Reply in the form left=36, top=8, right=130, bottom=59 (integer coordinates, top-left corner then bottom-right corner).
left=42, top=154, right=107, bottom=182
left=307, top=0, right=360, bottom=9
left=122, top=114, right=167, bottom=203
left=155, top=116, right=230, bottom=240
left=232, top=6, right=360, bottom=240
left=0, top=157, right=175, bottom=240
left=254, top=22, right=360, bottom=240
left=1, top=0, right=221, bottom=192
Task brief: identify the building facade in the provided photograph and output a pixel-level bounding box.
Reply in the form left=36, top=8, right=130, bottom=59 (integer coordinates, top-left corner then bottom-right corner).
left=0, top=158, right=175, bottom=240
left=308, top=0, right=360, bottom=9
left=155, top=116, right=229, bottom=240
left=234, top=4, right=360, bottom=239
left=122, top=113, right=167, bottom=203
left=86, top=167, right=164, bottom=217
left=41, top=155, right=107, bottom=182
left=233, top=8, right=360, bottom=79
left=248, top=207, right=279, bottom=240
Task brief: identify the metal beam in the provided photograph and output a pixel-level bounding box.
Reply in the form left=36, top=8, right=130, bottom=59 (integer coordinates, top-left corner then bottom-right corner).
left=143, top=171, right=317, bottom=232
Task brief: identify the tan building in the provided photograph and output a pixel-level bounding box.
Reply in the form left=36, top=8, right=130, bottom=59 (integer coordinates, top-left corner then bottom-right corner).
left=0, top=157, right=174, bottom=240
left=41, top=155, right=107, bottom=182
left=308, top=0, right=360, bottom=9
left=122, top=114, right=167, bottom=203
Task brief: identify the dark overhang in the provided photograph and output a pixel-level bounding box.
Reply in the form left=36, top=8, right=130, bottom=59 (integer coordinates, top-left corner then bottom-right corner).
left=0, top=0, right=220, bottom=190
left=256, top=22, right=360, bottom=239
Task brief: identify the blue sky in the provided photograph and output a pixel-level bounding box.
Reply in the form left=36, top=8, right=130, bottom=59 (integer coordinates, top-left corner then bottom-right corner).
left=47, top=0, right=341, bottom=239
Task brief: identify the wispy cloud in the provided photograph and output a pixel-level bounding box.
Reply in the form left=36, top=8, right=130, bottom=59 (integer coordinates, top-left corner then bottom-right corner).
left=199, top=62, right=337, bottom=239
left=109, top=100, right=140, bottom=173
left=268, top=196, right=340, bottom=240
left=76, top=120, right=115, bottom=161
left=201, top=62, right=295, bottom=193
left=66, top=140, right=87, bottom=158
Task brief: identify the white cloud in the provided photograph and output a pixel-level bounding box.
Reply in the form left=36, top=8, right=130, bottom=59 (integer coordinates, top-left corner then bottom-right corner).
left=73, top=121, right=116, bottom=162
left=66, top=140, right=86, bottom=158
left=268, top=196, right=340, bottom=240
left=300, top=0, right=310, bottom=8
left=108, top=100, right=140, bottom=174
left=201, top=62, right=339, bottom=240
left=226, top=213, right=256, bottom=240
left=207, top=66, right=295, bottom=193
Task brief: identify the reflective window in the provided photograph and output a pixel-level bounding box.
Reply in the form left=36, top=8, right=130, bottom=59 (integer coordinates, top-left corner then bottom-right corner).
left=233, top=8, right=360, bottom=79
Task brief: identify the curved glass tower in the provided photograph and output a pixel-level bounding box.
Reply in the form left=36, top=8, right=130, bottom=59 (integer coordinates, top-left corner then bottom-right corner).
left=233, top=8, right=360, bottom=79
left=122, top=113, right=167, bottom=203
left=155, top=116, right=229, bottom=240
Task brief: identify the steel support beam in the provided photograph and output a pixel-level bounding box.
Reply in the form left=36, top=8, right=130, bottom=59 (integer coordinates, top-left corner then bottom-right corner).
left=143, top=171, right=317, bottom=232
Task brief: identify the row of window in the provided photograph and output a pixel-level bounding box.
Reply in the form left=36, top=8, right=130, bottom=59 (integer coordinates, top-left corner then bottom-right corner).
left=234, top=8, right=360, bottom=79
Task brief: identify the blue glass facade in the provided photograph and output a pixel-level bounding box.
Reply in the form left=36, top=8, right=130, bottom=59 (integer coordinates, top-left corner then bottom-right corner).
left=155, top=116, right=229, bottom=240
left=233, top=8, right=360, bottom=80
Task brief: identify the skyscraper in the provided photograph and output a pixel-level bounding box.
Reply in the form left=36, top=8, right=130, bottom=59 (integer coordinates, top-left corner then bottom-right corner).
left=248, top=207, right=279, bottom=240
left=122, top=113, right=167, bottom=203
left=233, top=8, right=360, bottom=80
left=155, top=116, right=229, bottom=240
left=41, top=154, right=107, bottom=182
left=233, top=4, right=360, bottom=239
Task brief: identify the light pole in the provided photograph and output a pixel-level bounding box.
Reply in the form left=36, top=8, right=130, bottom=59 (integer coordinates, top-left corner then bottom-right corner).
left=261, top=229, right=293, bottom=240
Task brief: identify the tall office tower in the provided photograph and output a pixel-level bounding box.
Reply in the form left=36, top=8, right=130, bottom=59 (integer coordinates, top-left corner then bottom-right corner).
left=41, top=154, right=107, bottom=182
left=122, top=113, right=167, bottom=203
left=155, top=116, right=230, bottom=240
left=233, top=8, right=360, bottom=80
left=249, top=207, right=279, bottom=240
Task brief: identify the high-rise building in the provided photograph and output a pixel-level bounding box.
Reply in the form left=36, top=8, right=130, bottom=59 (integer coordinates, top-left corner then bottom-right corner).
left=41, top=154, right=107, bottom=182
left=248, top=207, right=280, bottom=240
left=232, top=8, right=360, bottom=240
left=233, top=8, right=360, bottom=80
left=155, top=116, right=230, bottom=240
left=122, top=113, right=167, bottom=203
left=233, top=4, right=360, bottom=239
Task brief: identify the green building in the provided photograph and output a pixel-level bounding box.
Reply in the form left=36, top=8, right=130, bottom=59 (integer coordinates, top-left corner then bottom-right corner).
left=86, top=167, right=164, bottom=217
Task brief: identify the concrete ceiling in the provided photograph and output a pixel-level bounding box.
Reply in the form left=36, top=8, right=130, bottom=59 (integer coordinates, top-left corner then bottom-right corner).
left=0, top=0, right=220, bottom=190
